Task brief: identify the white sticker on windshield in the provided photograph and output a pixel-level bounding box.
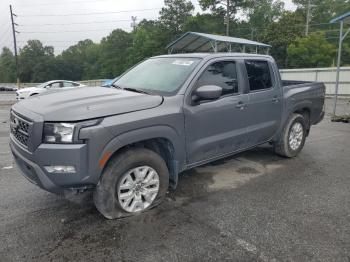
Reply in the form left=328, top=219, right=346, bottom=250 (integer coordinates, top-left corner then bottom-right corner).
left=172, top=60, right=194, bottom=66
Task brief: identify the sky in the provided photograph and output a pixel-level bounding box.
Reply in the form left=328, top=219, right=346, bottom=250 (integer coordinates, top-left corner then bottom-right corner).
left=0, top=0, right=296, bottom=54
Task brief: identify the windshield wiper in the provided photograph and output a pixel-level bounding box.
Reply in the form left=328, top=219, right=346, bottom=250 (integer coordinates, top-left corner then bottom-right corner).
left=111, top=83, right=122, bottom=89
left=122, top=87, right=149, bottom=95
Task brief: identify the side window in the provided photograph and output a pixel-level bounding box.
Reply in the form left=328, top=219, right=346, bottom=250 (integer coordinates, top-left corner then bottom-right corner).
left=50, top=82, right=62, bottom=88
left=245, top=60, right=272, bottom=91
left=63, top=82, right=75, bottom=87
left=196, top=61, right=238, bottom=96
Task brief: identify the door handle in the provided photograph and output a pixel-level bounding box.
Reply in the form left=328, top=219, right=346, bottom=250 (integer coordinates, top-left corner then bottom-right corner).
left=235, top=101, right=246, bottom=109
left=272, top=96, right=279, bottom=102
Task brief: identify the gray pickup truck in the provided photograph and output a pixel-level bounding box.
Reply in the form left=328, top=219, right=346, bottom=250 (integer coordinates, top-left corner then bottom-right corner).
left=10, top=53, right=325, bottom=219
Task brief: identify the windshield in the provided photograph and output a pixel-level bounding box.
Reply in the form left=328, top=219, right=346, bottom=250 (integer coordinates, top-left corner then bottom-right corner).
left=114, top=57, right=201, bottom=95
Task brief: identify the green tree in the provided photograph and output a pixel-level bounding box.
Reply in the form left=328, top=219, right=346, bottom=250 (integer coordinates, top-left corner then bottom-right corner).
left=184, top=13, right=225, bottom=35
left=18, top=40, right=55, bottom=82
left=60, top=39, right=100, bottom=80
left=199, top=0, right=246, bottom=18
left=293, top=0, right=350, bottom=24
left=31, top=56, right=61, bottom=82
left=199, top=0, right=248, bottom=36
left=98, top=29, right=133, bottom=78
left=127, top=20, right=168, bottom=66
left=261, top=11, right=305, bottom=68
left=0, top=47, right=16, bottom=82
left=245, top=0, right=284, bottom=32
left=342, top=43, right=350, bottom=66
left=159, top=0, right=194, bottom=36
left=287, top=32, right=336, bottom=68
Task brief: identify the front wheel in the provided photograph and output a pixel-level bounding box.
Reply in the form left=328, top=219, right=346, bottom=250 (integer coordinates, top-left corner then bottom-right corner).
left=93, top=148, right=169, bottom=219
left=274, top=113, right=307, bottom=158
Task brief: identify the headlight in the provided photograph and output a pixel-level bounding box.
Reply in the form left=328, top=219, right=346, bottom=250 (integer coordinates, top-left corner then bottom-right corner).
left=43, top=123, right=76, bottom=143
left=43, top=119, right=101, bottom=144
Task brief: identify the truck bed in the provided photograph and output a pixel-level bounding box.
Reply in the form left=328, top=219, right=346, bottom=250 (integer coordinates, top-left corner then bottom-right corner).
left=282, top=80, right=325, bottom=126
left=282, top=80, right=313, bottom=87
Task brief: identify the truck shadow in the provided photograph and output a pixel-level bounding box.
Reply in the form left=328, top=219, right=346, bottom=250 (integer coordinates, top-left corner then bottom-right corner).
left=167, top=144, right=284, bottom=206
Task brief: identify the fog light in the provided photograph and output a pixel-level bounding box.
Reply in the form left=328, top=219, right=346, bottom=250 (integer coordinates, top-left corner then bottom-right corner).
left=44, top=165, right=76, bottom=173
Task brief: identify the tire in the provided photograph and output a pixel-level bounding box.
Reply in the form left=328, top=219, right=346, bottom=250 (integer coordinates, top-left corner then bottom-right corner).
left=274, top=113, right=307, bottom=158
left=30, top=93, right=38, bottom=96
left=93, top=148, right=169, bottom=219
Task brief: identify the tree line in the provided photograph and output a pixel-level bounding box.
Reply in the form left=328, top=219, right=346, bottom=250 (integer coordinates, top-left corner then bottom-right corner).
left=0, top=0, right=349, bottom=83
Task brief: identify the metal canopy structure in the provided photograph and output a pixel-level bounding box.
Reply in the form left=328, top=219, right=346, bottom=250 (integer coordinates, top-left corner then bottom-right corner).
left=330, top=11, right=350, bottom=116
left=166, top=32, right=271, bottom=54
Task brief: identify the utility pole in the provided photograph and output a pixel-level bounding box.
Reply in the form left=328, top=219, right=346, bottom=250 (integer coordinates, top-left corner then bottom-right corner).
left=131, top=16, right=137, bottom=32
left=305, top=0, right=311, bottom=36
left=225, top=0, right=230, bottom=36
left=251, top=28, right=255, bottom=40
left=10, top=5, right=19, bottom=87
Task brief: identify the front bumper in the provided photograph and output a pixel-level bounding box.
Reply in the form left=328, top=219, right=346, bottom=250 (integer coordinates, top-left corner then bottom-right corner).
left=10, top=137, right=93, bottom=194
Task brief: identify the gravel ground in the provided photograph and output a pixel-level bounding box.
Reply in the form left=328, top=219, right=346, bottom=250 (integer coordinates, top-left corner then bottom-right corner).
left=0, top=93, right=350, bottom=261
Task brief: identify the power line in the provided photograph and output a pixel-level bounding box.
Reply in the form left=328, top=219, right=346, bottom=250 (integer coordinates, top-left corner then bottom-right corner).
left=0, top=21, right=9, bottom=28
left=0, top=26, right=11, bottom=41
left=20, top=0, right=119, bottom=7
left=17, top=40, right=88, bottom=43
left=19, top=8, right=161, bottom=17
left=20, top=17, right=157, bottom=27
left=18, top=21, right=339, bottom=37
left=0, top=32, right=13, bottom=49
left=233, top=22, right=337, bottom=33
left=20, top=28, right=129, bottom=34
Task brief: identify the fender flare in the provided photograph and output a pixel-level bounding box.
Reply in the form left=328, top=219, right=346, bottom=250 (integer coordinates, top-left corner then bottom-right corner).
left=273, top=100, right=313, bottom=142
left=284, top=100, right=312, bottom=126
left=98, top=125, right=186, bottom=187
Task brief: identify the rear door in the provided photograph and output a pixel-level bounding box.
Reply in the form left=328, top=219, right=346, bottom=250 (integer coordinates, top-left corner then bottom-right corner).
left=183, top=58, right=249, bottom=164
left=244, top=59, right=282, bottom=147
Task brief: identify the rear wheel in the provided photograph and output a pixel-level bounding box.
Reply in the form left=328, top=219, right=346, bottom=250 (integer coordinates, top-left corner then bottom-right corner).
left=274, top=113, right=307, bottom=157
left=93, top=148, right=169, bottom=219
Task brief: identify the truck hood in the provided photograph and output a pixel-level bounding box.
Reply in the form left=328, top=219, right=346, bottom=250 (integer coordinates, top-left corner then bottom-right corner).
left=13, top=87, right=163, bottom=121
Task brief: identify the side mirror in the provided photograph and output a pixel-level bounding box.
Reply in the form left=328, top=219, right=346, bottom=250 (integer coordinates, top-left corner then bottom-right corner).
left=193, top=85, right=222, bottom=102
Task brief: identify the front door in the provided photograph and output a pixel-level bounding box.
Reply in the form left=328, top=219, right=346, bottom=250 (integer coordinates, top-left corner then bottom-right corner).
left=184, top=59, right=249, bottom=165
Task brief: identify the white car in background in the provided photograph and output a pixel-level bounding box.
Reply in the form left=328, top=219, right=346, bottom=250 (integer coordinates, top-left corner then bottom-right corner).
left=16, top=80, right=86, bottom=100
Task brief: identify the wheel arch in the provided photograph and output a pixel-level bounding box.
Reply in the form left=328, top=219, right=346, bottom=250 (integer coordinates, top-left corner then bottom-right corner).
left=98, top=126, right=186, bottom=189
left=294, top=107, right=311, bottom=132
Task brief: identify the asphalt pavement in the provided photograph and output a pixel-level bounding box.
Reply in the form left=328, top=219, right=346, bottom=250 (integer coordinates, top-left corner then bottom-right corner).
left=0, top=93, right=350, bottom=261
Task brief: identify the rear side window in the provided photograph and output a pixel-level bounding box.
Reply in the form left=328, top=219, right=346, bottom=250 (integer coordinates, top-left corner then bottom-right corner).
left=63, top=82, right=75, bottom=87
left=49, top=82, right=62, bottom=88
left=245, top=60, right=272, bottom=91
left=196, top=61, right=238, bottom=96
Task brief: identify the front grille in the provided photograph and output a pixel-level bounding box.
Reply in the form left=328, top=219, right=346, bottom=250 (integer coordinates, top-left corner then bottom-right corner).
left=10, top=111, right=31, bottom=148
